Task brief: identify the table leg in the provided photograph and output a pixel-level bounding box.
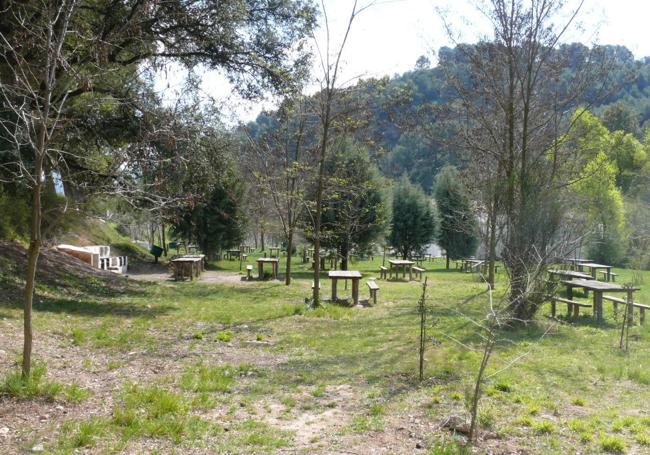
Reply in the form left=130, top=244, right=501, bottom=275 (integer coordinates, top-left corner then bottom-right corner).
left=273, top=262, right=278, bottom=279
left=258, top=262, right=263, bottom=279
left=567, top=285, right=573, bottom=300
left=331, top=278, right=338, bottom=301
left=409, top=265, right=413, bottom=281
left=352, top=279, right=359, bottom=306
left=626, top=289, right=634, bottom=326
left=607, top=269, right=612, bottom=282
left=594, top=291, right=603, bottom=323
left=591, top=268, right=596, bottom=279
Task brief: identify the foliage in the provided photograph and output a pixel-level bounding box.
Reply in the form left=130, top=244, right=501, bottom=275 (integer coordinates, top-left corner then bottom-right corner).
left=434, top=166, right=479, bottom=263
left=388, top=175, right=436, bottom=259
left=307, top=138, right=387, bottom=268
left=171, top=170, right=246, bottom=258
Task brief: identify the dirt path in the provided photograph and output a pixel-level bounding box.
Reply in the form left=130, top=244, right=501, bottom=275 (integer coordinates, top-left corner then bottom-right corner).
left=128, top=269, right=246, bottom=284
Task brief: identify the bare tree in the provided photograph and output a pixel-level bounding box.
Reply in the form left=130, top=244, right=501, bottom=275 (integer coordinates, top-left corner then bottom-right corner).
left=242, top=97, right=315, bottom=284
left=310, top=0, right=373, bottom=305
left=440, top=0, right=610, bottom=320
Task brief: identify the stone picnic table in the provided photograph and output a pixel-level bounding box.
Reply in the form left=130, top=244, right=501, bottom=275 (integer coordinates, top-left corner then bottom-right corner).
left=388, top=259, right=415, bottom=280
left=579, top=263, right=614, bottom=282
left=561, top=279, right=640, bottom=323
left=256, top=257, right=279, bottom=279
left=328, top=270, right=363, bottom=305
left=564, top=258, right=592, bottom=271
left=170, top=255, right=205, bottom=281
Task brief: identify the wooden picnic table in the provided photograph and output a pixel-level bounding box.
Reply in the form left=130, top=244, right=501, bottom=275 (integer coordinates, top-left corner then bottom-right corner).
left=328, top=270, right=363, bottom=305
left=561, top=279, right=640, bottom=323
left=388, top=259, right=415, bottom=280
left=462, top=259, right=484, bottom=273
left=547, top=269, right=594, bottom=281
left=269, top=246, right=281, bottom=258
left=256, top=257, right=279, bottom=279
left=564, top=258, right=592, bottom=271
left=580, top=263, right=614, bottom=282
left=226, top=249, right=241, bottom=260
left=170, top=256, right=204, bottom=281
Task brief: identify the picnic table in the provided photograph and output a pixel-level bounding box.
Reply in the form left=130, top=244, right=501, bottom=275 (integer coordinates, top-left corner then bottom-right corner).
left=561, top=279, right=640, bottom=323
left=580, top=263, right=614, bottom=282
left=462, top=259, right=484, bottom=273
left=269, top=246, right=281, bottom=258
left=256, top=257, right=279, bottom=279
left=328, top=270, right=363, bottom=305
left=388, top=259, right=415, bottom=280
left=226, top=249, right=241, bottom=260
left=170, top=256, right=204, bottom=281
left=564, top=258, right=592, bottom=271
left=547, top=269, right=593, bottom=281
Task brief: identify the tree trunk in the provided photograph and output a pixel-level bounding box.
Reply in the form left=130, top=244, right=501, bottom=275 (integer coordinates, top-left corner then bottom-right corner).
left=487, top=201, right=497, bottom=289
left=260, top=227, right=265, bottom=252
left=285, top=227, right=294, bottom=285
left=446, top=254, right=450, bottom=270
left=340, top=242, right=349, bottom=271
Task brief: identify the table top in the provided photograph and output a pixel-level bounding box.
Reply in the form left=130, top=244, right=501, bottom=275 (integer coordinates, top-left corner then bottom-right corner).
left=562, top=279, right=639, bottom=292
left=464, top=259, right=484, bottom=264
left=257, top=257, right=279, bottom=263
left=329, top=270, right=362, bottom=279
left=548, top=269, right=594, bottom=280
left=565, top=258, right=592, bottom=263
left=580, top=263, right=612, bottom=269
left=171, top=257, right=203, bottom=263
left=389, top=259, right=415, bottom=266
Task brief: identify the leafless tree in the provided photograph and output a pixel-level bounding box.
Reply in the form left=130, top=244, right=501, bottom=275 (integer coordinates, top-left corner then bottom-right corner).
left=440, top=0, right=611, bottom=320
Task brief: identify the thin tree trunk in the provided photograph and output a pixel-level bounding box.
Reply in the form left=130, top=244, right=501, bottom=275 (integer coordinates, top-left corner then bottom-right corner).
left=487, top=200, right=497, bottom=289
left=260, top=227, right=265, bottom=252
left=446, top=254, right=450, bottom=270
left=285, top=227, right=294, bottom=285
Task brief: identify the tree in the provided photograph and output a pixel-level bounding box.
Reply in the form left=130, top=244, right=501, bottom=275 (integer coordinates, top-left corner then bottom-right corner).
left=434, top=165, right=479, bottom=270
left=171, top=171, right=246, bottom=258
left=0, top=0, right=315, bottom=378
left=389, top=176, right=436, bottom=259
left=441, top=0, right=607, bottom=321
left=314, top=138, right=387, bottom=269
left=574, top=152, right=627, bottom=265
left=241, top=97, right=315, bottom=284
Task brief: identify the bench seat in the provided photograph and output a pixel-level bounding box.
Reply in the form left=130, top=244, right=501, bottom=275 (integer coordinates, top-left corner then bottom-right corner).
left=413, top=266, right=425, bottom=281
left=379, top=266, right=388, bottom=280
left=549, top=295, right=591, bottom=318
left=367, top=280, right=379, bottom=305
left=603, top=295, right=648, bottom=324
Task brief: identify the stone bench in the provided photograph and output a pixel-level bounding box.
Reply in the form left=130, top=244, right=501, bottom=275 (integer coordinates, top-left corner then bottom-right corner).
left=379, top=266, right=388, bottom=280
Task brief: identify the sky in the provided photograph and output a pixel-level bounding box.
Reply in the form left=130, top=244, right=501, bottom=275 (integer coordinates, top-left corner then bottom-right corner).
left=155, top=0, right=650, bottom=123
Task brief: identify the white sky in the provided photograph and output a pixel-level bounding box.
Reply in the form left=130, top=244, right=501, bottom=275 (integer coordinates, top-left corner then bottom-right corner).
left=155, top=0, right=650, bottom=123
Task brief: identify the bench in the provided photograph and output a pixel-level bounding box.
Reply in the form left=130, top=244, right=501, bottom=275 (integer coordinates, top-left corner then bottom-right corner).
left=549, top=295, right=591, bottom=318
left=379, top=266, right=388, bottom=280
left=246, top=264, right=253, bottom=280
left=599, top=270, right=618, bottom=282
left=603, top=295, right=649, bottom=324
left=413, top=266, right=425, bottom=281
left=367, top=280, right=379, bottom=305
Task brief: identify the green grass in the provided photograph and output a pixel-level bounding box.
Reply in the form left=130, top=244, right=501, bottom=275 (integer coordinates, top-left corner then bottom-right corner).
left=0, top=364, right=62, bottom=400
left=2, top=253, right=650, bottom=453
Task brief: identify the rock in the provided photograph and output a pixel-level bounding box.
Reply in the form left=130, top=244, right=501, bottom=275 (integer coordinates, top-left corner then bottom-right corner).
left=0, top=427, right=9, bottom=437
left=0, top=349, right=6, bottom=356
left=38, top=415, right=48, bottom=422
left=441, top=415, right=471, bottom=435
left=31, top=443, right=44, bottom=452
left=415, top=442, right=424, bottom=449
left=55, top=405, right=65, bottom=412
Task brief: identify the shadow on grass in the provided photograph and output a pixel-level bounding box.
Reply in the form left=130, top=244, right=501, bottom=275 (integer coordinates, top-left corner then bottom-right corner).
left=32, top=296, right=174, bottom=318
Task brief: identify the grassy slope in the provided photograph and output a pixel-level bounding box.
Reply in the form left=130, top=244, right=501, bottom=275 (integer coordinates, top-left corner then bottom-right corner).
left=1, top=251, right=649, bottom=454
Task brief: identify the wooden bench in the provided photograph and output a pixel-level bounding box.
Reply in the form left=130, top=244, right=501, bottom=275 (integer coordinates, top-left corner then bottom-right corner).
left=603, top=295, right=649, bottom=324
left=246, top=264, right=253, bottom=280
left=599, top=270, right=618, bottom=282
left=413, top=266, right=425, bottom=281
left=549, top=295, right=591, bottom=318
left=367, top=280, right=379, bottom=305
left=379, top=266, right=388, bottom=280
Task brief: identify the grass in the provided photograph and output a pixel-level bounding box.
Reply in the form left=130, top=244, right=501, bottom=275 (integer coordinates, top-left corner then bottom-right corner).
left=2, top=252, right=650, bottom=453
left=0, top=364, right=62, bottom=400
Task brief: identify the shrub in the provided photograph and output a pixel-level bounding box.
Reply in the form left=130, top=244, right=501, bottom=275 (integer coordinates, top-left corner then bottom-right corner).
left=600, top=434, right=627, bottom=453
